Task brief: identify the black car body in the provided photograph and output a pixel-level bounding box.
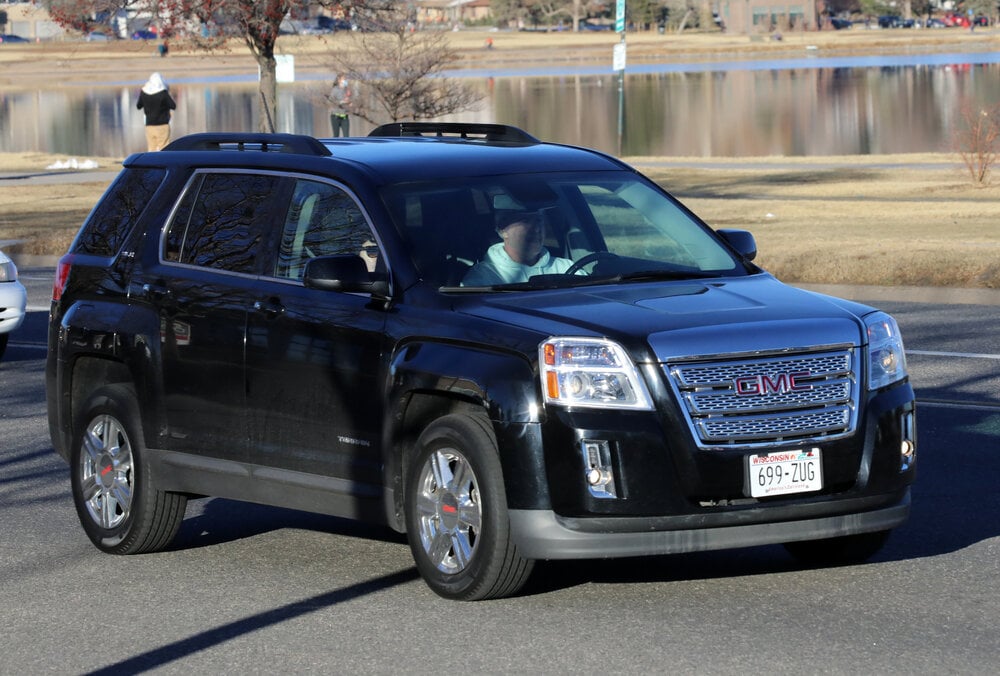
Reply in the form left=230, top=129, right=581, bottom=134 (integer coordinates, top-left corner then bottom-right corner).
left=47, top=125, right=916, bottom=600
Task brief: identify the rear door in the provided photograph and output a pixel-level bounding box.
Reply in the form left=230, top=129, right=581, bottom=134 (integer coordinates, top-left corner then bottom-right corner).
left=150, top=170, right=292, bottom=462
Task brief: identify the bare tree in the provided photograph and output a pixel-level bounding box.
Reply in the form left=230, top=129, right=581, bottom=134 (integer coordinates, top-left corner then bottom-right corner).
left=45, top=0, right=375, bottom=133
left=331, top=26, right=483, bottom=124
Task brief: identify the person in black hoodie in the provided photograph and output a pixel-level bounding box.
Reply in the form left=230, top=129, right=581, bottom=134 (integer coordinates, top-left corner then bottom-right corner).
left=137, top=72, right=176, bottom=151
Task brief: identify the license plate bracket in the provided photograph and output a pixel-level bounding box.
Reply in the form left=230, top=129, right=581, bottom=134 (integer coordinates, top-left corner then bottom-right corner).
left=747, top=448, right=823, bottom=498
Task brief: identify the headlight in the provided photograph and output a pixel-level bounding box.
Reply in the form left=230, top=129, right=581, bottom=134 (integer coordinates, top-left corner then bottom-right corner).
left=539, top=337, right=653, bottom=410
left=0, top=257, right=16, bottom=283
left=865, top=312, right=907, bottom=390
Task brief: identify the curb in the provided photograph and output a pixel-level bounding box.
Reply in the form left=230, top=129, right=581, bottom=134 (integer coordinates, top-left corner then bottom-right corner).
left=9, top=253, right=62, bottom=268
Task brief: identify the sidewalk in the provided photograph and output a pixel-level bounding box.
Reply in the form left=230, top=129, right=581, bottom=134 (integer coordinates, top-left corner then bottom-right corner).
left=0, top=169, right=120, bottom=185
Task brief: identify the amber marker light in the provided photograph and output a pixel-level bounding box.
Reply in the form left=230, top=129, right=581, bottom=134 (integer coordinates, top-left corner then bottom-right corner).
left=546, top=371, right=560, bottom=399
left=543, top=343, right=556, bottom=365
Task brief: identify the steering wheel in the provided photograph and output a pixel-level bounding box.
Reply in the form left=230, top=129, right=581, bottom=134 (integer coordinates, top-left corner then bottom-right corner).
left=565, top=251, right=617, bottom=276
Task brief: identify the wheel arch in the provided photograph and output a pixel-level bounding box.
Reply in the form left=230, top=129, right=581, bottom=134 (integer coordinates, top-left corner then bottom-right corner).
left=70, top=356, right=133, bottom=439
left=380, top=340, right=549, bottom=532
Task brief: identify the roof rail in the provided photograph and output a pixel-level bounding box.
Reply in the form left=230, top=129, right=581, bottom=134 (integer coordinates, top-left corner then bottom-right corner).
left=368, top=122, right=540, bottom=145
left=163, top=133, right=332, bottom=156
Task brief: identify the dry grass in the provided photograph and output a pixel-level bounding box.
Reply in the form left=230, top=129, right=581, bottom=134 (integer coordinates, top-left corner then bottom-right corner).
left=3, top=150, right=998, bottom=287
left=0, top=152, right=122, bottom=254
left=637, top=160, right=1000, bottom=287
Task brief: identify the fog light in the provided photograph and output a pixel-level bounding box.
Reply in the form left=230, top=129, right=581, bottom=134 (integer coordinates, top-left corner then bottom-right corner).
left=900, top=411, right=916, bottom=472
left=581, top=439, right=617, bottom=499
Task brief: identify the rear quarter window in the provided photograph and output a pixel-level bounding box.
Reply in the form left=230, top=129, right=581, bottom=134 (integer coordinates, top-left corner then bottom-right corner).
left=73, top=168, right=166, bottom=256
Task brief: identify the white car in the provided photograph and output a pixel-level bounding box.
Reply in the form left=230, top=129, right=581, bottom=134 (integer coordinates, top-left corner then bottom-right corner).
left=0, top=249, right=27, bottom=360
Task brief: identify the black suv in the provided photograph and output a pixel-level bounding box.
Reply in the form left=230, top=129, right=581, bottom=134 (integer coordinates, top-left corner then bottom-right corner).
left=47, top=123, right=916, bottom=600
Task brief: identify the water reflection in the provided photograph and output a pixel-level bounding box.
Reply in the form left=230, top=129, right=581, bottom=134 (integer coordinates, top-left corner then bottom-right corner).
left=2, top=62, right=998, bottom=158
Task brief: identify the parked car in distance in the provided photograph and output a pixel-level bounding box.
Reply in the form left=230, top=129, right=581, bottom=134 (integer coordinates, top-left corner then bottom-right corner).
left=316, top=15, right=353, bottom=32
left=579, top=20, right=613, bottom=30
left=829, top=17, right=853, bottom=29
left=85, top=31, right=111, bottom=42
left=47, top=124, right=917, bottom=601
left=0, top=249, right=27, bottom=360
left=0, top=34, right=31, bottom=44
left=131, top=30, right=157, bottom=40
left=925, top=18, right=946, bottom=28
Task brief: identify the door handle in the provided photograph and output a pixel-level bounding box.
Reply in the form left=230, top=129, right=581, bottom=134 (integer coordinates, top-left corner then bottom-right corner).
left=253, top=298, right=285, bottom=318
left=142, top=281, right=170, bottom=301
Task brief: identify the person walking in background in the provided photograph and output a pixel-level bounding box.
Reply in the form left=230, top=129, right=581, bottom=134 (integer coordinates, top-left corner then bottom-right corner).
left=328, top=74, right=351, bottom=137
left=137, top=72, right=176, bottom=151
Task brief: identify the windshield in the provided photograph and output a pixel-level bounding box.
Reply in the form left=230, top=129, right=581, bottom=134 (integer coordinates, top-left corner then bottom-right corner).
left=380, top=171, right=749, bottom=290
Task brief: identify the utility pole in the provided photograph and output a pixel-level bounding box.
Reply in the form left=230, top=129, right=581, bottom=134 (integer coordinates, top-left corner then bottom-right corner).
left=614, top=0, right=626, bottom=156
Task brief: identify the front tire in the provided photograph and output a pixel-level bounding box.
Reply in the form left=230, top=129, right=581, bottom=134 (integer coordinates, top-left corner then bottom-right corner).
left=404, top=413, right=534, bottom=601
left=783, top=530, right=891, bottom=567
left=70, top=384, right=187, bottom=554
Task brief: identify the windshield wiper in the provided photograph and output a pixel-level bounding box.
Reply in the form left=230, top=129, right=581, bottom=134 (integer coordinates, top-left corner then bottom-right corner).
left=441, top=274, right=604, bottom=293
left=439, top=269, right=719, bottom=293
left=613, top=269, right=719, bottom=282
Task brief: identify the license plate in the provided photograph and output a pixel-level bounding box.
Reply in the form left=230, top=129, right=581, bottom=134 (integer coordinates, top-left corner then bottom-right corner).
left=748, top=449, right=822, bottom=498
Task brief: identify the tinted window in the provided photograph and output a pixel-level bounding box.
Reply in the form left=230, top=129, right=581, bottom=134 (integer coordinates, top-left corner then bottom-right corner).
left=74, top=167, right=166, bottom=256
left=381, top=172, right=742, bottom=289
left=164, top=172, right=288, bottom=273
left=273, top=179, right=373, bottom=280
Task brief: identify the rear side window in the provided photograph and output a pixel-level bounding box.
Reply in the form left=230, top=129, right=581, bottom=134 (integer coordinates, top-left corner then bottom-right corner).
left=73, top=167, right=166, bottom=256
left=164, top=172, right=289, bottom=274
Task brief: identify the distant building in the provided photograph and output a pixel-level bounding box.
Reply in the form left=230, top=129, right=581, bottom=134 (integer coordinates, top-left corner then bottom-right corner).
left=414, top=0, right=492, bottom=27
left=2, top=1, right=62, bottom=40
left=718, top=1, right=818, bottom=33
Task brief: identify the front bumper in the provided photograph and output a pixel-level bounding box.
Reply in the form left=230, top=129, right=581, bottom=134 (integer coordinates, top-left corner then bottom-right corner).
left=510, top=488, right=910, bottom=559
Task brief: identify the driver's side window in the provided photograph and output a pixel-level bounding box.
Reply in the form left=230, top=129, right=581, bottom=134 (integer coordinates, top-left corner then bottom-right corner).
left=274, top=179, right=372, bottom=280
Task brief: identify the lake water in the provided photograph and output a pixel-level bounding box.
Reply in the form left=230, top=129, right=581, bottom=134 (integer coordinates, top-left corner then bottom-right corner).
left=2, top=52, right=999, bottom=158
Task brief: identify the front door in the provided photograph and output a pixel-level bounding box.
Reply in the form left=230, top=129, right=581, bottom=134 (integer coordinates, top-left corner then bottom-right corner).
left=245, top=178, right=386, bottom=494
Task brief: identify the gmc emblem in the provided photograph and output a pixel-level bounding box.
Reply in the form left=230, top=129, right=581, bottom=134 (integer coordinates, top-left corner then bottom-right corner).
left=734, top=371, right=811, bottom=396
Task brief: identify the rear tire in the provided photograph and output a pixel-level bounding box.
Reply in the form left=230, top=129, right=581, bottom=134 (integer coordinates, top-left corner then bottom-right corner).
left=70, top=384, right=187, bottom=554
left=783, top=530, right=891, bottom=567
left=404, top=413, right=534, bottom=601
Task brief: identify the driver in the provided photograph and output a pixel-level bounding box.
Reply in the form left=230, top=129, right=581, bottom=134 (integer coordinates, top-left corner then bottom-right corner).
left=462, top=209, right=575, bottom=286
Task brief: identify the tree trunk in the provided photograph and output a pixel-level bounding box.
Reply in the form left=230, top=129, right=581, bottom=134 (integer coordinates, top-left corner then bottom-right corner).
left=677, top=10, right=694, bottom=34
left=257, top=54, right=278, bottom=133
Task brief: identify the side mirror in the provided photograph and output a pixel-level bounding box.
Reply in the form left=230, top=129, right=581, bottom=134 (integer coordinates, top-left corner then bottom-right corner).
left=303, top=255, right=389, bottom=296
left=718, top=229, right=757, bottom=261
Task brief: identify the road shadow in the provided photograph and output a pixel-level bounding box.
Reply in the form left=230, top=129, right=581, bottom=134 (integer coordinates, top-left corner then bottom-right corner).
left=0, top=310, right=49, bottom=366
left=172, top=498, right=407, bottom=551
left=84, top=567, right=420, bottom=676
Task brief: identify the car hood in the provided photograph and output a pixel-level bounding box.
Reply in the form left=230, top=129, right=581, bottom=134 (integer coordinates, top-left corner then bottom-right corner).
left=458, top=274, right=874, bottom=362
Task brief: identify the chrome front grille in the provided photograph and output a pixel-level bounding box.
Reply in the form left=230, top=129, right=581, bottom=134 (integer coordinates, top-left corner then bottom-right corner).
left=666, top=348, right=859, bottom=449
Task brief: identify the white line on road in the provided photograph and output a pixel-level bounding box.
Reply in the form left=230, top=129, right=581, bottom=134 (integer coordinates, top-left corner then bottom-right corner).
left=8, top=342, right=47, bottom=350
left=908, top=349, right=1000, bottom=361
left=917, top=400, right=1000, bottom=412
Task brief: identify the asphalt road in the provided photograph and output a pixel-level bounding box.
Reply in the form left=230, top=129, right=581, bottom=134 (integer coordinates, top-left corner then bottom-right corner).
left=2, top=270, right=998, bottom=674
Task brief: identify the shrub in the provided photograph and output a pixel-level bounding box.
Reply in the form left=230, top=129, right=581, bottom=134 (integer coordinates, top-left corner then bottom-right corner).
left=954, top=101, right=1000, bottom=185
